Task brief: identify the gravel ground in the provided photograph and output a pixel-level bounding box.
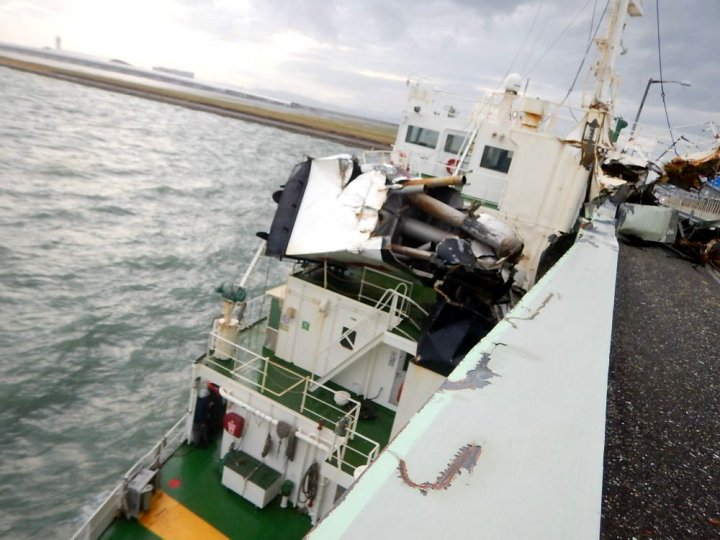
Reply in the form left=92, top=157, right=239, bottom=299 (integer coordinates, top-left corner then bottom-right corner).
left=602, top=242, right=720, bottom=539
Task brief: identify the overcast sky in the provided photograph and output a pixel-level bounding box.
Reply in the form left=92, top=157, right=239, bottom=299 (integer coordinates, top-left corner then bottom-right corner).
left=1, top=0, right=718, bottom=134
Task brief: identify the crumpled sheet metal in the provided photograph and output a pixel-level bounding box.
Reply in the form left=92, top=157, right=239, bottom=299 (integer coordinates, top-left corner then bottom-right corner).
left=661, top=145, right=720, bottom=190
left=617, top=203, right=678, bottom=243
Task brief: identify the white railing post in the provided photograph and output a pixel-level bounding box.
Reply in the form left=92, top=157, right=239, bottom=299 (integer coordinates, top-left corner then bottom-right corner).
left=261, top=357, right=269, bottom=392
left=300, top=378, right=309, bottom=414
left=389, top=290, right=399, bottom=329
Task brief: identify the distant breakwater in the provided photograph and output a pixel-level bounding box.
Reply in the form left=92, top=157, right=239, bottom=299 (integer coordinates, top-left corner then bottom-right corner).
left=0, top=54, right=395, bottom=150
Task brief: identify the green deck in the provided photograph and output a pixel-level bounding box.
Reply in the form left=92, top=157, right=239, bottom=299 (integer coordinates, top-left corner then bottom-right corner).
left=102, top=520, right=161, bottom=540
left=100, top=402, right=393, bottom=540
left=100, top=394, right=393, bottom=540
left=101, top=439, right=312, bottom=540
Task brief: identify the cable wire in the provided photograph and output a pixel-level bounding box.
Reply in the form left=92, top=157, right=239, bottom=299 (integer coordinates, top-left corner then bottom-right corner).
left=527, top=0, right=595, bottom=76
left=556, top=0, right=610, bottom=121
left=656, top=0, right=679, bottom=156
left=504, top=0, right=545, bottom=79
left=518, top=1, right=548, bottom=76
left=587, top=0, right=600, bottom=50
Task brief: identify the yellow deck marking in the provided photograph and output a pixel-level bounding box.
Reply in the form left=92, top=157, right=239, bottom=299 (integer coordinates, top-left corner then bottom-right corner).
left=139, top=490, right=229, bottom=540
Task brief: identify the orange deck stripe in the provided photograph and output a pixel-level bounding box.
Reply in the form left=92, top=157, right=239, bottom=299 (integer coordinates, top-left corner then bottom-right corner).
left=139, top=490, right=229, bottom=540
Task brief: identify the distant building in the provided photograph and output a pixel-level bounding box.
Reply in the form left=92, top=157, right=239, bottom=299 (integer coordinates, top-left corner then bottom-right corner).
left=153, top=66, right=194, bottom=79
left=55, top=36, right=61, bottom=50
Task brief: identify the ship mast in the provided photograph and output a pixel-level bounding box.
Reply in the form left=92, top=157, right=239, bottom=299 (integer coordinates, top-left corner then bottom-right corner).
left=581, top=0, right=643, bottom=170
left=590, top=0, right=640, bottom=111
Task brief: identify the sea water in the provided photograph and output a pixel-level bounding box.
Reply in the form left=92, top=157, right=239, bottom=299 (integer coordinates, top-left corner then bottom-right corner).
left=0, top=66, right=353, bottom=538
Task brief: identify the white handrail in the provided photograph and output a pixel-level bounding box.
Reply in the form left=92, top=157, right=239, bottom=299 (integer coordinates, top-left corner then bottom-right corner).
left=219, top=387, right=333, bottom=453
left=206, top=332, right=364, bottom=435
left=238, top=241, right=266, bottom=288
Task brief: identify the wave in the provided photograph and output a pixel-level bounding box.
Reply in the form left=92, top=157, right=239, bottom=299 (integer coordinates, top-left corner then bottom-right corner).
left=0, top=64, right=354, bottom=539
left=92, top=205, right=136, bottom=216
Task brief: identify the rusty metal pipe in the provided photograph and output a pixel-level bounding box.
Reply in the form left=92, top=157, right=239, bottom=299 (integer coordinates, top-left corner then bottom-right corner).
left=388, top=243, right=436, bottom=262
left=406, top=192, right=523, bottom=259
left=400, top=175, right=466, bottom=188
left=397, top=217, right=455, bottom=244
left=393, top=185, right=426, bottom=195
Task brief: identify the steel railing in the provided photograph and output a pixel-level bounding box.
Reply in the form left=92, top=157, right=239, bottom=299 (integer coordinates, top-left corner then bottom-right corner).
left=204, top=325, right=390, bottom=475
left=361, top=150, right=392, bottom=165
left=71, top=412, right=189, bottom=540
left=205, top=332, right=364, bottom=438
left=204, top=338, right=381, bottom=475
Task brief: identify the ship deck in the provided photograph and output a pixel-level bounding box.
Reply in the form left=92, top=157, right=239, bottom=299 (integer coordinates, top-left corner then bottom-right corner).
left=91, top=231, right=720, bottom=540
left=100, top=398, right=394, bottom=539
left=100, top=438, right=313, bottom=540
left=101, top=321, right=397, bottom=540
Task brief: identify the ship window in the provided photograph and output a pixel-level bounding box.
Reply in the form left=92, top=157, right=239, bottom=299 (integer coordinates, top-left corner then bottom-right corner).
left=443, top=133, right=467, bottom=154
left=405, top=125, right=439, bottom=149
left=340, top=327, right=356, bottom=350
left=480, top=145, right=513, bottom=173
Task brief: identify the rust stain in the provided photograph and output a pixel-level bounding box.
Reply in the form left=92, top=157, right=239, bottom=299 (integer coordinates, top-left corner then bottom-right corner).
left=397, top=443, right=482, bottom=495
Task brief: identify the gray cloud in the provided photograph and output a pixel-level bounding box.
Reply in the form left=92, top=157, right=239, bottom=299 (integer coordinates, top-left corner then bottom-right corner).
left=2, top=0, right=717, bottom=130
left=613, top=0, right=719, bottom=129
left=219, top=0, right=716, bottom=129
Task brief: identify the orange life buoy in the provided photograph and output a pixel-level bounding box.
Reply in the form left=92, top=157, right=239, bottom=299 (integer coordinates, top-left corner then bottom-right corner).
left=446, top=158, right=458, bottom=174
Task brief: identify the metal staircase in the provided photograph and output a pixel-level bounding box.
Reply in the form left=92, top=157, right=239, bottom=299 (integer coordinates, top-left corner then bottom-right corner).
left=310, top=285, right=422, bottom=390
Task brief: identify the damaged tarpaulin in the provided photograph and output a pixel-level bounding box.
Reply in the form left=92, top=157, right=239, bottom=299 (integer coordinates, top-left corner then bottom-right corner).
left=601, top=150, right=656, bottom=185
left=414, top=295, right=496, bottom=376
left=263, top=155, right=523, bottom=271
left=263, top=155, right=386, bottom=265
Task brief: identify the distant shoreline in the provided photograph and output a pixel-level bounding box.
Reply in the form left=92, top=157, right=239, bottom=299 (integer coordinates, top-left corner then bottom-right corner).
left=0, top=55, right=396, bottom=150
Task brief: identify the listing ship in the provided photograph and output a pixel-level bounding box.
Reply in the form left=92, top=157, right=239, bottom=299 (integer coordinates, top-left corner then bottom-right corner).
left=73, top=1, right=716, bottom=538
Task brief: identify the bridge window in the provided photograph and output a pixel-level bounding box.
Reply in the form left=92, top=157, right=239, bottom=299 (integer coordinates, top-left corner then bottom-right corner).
left=443, top=132, right=467, bottom=154
left=480, top=145, right=513, bottom=173
left=405, top=125, right=439, bottom=149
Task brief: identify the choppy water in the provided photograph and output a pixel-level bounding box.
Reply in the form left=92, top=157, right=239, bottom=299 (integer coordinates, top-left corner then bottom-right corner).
left=0, top=66, right=353, bottom=539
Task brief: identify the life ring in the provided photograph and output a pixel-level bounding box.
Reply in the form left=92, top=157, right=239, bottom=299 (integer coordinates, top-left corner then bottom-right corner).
left=446, top=158, right=458, bottom=174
